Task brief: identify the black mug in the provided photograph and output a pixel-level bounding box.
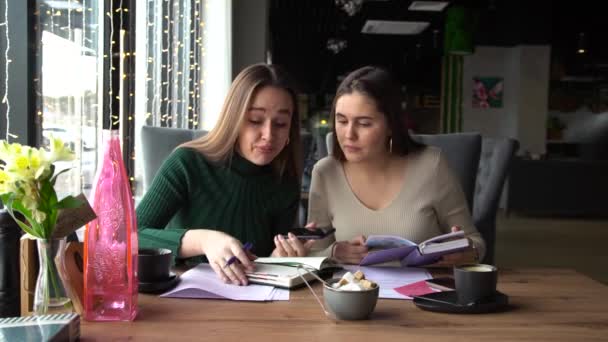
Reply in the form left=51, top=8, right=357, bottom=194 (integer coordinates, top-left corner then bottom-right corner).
left=454, top=264, right=498, bottom=305
left=138, top=248, right=172, bottom=283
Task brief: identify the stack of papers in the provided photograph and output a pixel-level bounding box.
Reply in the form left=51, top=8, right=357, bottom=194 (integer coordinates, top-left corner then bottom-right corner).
left=161, top=263, right=431, bottom=301
left=338, top=265, right=431, bottom=299
left=161, top=264, right=289, bottom=301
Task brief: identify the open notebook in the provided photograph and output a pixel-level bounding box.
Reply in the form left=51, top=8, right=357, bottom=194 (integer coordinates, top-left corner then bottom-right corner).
left=247, top=257, right=341, bottom=289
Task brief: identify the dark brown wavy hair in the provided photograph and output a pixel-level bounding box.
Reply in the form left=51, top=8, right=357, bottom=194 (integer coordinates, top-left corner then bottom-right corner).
left=330, top=66, right=422, bottom=162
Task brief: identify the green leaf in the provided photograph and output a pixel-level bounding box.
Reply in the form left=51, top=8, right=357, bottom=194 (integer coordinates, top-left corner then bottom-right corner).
left=45, top=208, right=58, bottom=238
left=56, top=195, right=83, bottom=209
left=0, top=193, right=13, bottom=207
left=40, top=179, right=58, bottom=208
left=10, top=200, right=45, bottom=238
left=10, top=213, right=39, bottom=237
left=4, top=203, right=43, bottom=238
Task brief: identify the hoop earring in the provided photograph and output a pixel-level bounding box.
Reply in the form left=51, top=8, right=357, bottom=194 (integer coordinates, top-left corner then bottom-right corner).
left=389, top=138, right=393, bottom=153
left=285, top=137, right=290, bottom=146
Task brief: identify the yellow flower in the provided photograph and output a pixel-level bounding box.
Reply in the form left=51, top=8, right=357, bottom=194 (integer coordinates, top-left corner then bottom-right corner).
left=9, top=143, right=22, bottom=155
left=0, top=169, right=12, bottom=194
left=0, top=141, right=10, bottom=160
left=0, top=139, right=78, bottom=237
left=14, top=155, right=29, bottom=170
left=28, top=148, right=51, bottom=179
left=48, top=136, right=75, bottom=163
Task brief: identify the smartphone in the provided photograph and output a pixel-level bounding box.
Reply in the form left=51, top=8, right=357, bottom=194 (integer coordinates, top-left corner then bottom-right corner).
left=425, top=277, right=456, bottom=291
left=284, top=227, right=336, bottom=240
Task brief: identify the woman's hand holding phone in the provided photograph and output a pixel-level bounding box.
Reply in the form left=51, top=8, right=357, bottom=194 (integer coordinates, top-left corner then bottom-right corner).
left=271, top=222, right=317, bottom=257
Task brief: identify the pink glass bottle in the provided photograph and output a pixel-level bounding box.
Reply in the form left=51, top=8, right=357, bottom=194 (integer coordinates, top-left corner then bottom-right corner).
left=84, top=130, right=138, bottom=321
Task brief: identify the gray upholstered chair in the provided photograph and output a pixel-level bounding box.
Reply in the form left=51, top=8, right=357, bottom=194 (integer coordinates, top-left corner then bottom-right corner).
left=140, top=126, right=207, bottom=191
left=473, top=138, right=519, bottom=264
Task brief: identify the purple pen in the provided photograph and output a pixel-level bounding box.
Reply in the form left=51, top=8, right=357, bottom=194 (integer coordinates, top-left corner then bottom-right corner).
left=223, top=241, right=253, bottom=268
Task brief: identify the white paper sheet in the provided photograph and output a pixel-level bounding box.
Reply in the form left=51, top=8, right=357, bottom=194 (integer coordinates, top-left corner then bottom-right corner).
left=338, top=265, right=432, bottom=299
left=268, top=287, right=290, bottom=301
left=161, top=264, right=289, bottom=301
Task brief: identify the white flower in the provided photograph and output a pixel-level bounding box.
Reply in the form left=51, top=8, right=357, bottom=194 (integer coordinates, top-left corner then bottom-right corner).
left=0, top=138, right=78, bottom=238
left=47, top=136, right=75, bottom=163
left=0, top=169, right=14, bottom=195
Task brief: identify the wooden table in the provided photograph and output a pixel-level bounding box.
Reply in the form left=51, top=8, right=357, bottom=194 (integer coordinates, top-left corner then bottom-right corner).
left=81, top=268, right=608, bottom=341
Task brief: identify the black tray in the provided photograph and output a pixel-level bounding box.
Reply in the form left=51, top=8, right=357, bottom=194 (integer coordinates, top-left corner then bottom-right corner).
left=414, top=290, right=509, bottom=314
left=139, top=272, right=180, bottom=294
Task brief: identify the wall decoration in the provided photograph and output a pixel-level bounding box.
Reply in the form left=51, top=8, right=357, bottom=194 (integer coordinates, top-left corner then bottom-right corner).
left=473, top=76, right=503, bottom=108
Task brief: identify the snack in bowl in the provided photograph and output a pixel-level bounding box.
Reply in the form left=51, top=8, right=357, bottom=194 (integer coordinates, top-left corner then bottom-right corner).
left=332, top=270, right=378, bottom=291
left=323, top=270, right=379, bottom=320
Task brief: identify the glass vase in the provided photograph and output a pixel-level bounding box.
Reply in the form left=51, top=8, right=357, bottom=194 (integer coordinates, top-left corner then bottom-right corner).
left=84, top=130, right=138, bottom=321
left=33, top=237, right=73, bottom=315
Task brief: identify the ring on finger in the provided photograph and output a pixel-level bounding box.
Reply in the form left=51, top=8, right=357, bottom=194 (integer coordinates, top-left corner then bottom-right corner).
left=213, top=260, right=229, bottom=282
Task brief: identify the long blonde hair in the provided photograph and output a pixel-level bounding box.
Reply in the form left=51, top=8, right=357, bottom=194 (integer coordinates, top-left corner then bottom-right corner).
left=180, top=64, right=302, bottom=181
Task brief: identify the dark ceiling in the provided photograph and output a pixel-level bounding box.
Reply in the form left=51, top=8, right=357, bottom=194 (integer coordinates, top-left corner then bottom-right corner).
left=550, top=1, right=608, bottom=78
left=269, top=0, right=608, bottom=93
left=269, top=0, right=450, bottom=93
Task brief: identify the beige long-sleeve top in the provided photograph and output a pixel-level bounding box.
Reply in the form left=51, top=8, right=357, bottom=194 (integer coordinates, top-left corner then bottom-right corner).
left=307, top=146, right=486, bottom=260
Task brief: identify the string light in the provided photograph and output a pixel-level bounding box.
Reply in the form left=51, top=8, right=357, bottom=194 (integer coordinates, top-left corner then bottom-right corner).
left=48, top=4, right=57, bottom=121
left=79, top=0, right=87, bottom=194
left=68, top=0, right=72, bottom=42
left=1, top=0, right=11, bottom=140
left=194, top=0, right=204, bottom=129
left=107, top=0, right=114, bottom=129
left=162, top=0, right=169, bottom=125
left=171, top=0, right=179, bottom=126
left=180, top=1, right=188, bottom=128
left=118, top=0, right=124, bottom=131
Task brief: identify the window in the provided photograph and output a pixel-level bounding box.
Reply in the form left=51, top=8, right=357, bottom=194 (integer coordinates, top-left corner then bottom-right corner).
left=36, top=0, right=104, bottom=199
left=133, top=0, right=232, bottom=198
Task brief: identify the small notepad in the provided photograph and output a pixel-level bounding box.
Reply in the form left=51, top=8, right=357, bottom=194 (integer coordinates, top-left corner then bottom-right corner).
left=0, top=313, right=80, bottom=342
left=247, top=257, right=341, bottom=289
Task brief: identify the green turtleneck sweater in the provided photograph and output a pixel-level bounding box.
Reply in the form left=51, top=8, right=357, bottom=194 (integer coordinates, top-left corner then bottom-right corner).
left=136, top=147, right=300, bottom=264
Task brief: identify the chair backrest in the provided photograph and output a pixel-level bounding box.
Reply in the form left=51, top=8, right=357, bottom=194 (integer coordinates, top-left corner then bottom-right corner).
left=141, top=126, right=207, bottom=191
left=326, top=132, right=335, bottom=158
left=473, top=137, right=519, bottom=264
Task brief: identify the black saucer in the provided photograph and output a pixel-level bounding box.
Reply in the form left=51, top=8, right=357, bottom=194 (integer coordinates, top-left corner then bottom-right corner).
left=413, top=290, right=509, bottom=314
left=139, top=273, right=180, bottom=294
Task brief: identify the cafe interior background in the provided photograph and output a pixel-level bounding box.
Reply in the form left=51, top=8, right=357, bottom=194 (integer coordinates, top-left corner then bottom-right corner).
left=1, top=0, right=607, bottom=284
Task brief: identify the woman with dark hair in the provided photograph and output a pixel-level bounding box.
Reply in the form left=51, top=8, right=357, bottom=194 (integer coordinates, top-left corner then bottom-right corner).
left=307, top=66, right=485, bottom=264
left=137, top=64, right=313, bottom=285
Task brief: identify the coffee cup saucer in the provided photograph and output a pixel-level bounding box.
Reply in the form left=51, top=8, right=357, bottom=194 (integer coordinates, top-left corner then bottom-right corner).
left=413, top=290, right=509, bottom=314
left=139, top=272, right=180, bottom=294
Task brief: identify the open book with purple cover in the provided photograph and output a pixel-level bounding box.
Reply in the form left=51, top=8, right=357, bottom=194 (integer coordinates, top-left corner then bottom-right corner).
left=360, top=230, right=470, bottom=267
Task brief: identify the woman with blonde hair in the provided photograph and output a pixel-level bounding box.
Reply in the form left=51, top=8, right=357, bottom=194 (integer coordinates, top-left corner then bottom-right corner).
left=137, top=64, right=310, bottom=285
